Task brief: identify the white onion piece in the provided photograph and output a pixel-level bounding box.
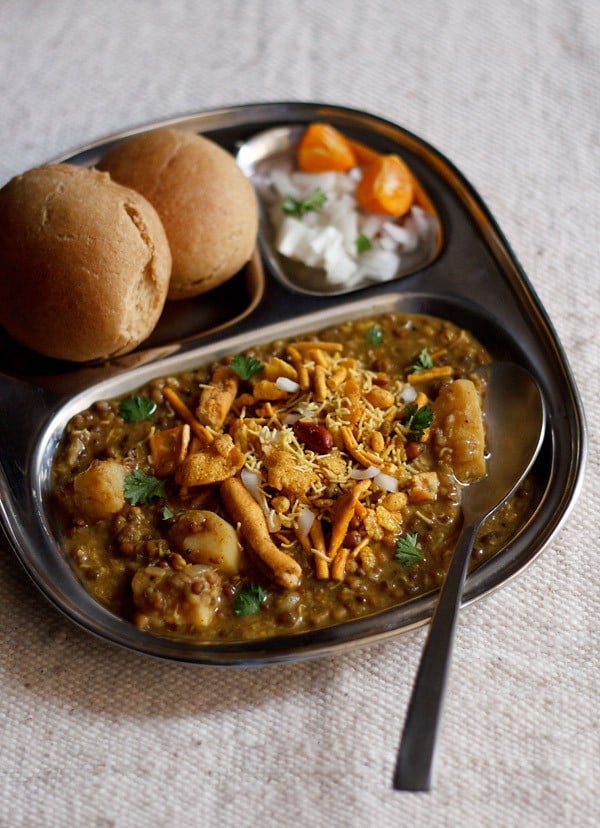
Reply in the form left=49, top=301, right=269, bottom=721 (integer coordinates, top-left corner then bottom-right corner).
left=410, top=205, right=432, bottom=237
left=270, top=168, right=298, bottom=197
left=241, top=467, right=260, bottom=494
left=391, top=221, right=419, bottom=252
left=276, top=216, right=310, bottom=258
left=382, top=220, right=413, bottom=245
left=374, top=472, right=399, bottom=492
left=283, top=412, right=301, bottom=425
left=360, top=213, right=388, bottom=236
left=294, top=171, right=338, bottom=193
left=378, top=235, right=398, bottom=251
left=241, top=468, right=281, bottom=532
left=400, top=384, right=418, bottom=402
left=359, top=248, right=400, bottom=282
left=309, top=225, right=341, bottom=256
left=350, top=465, right=380, bottom=480
left=276, top=376, right=300, bottom=393
left=297, top=507, right=316, bottom=537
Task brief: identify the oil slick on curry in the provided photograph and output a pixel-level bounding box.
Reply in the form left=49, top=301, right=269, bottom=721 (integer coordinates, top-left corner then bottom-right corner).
left=51, top=313, right=537, bottom=642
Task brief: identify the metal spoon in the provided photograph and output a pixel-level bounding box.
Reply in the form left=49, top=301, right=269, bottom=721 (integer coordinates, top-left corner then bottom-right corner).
left=393, top=361, right=546, bottom=792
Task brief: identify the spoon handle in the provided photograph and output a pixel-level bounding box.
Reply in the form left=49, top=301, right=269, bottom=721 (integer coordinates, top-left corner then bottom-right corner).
left=393, top=520, right=480, bottom=791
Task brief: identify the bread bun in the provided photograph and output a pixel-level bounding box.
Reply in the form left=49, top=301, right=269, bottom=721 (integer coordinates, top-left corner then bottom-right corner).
left=0, top=163, right=171, bottom=362
left=97, top=128, right=258, bottom=300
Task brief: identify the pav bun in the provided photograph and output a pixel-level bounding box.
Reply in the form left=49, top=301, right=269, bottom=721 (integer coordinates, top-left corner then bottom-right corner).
left=0, top=163, right=171, bottom=362
left=97, top=128, right=258, bottom=300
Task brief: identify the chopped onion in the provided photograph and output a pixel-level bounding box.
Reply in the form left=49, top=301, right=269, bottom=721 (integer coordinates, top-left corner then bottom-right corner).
left=378, top=234, right=399, bottom=251
left=276, top=216, right=310, bottom=258
left=241, top=468, right=261, bottom=499
left=360, top=213, right=388, bottom=236
left=400, top=384, right=418, bottom=402
left=374, top=472, right=399, bottom=492
left=357, top=248, right=400, bottom=282
left=275, top=376, right=300, bottom=393
left=283, top=412, right=301, bottom=425
left=241, top=468, right=281, bottom=531
left=382, top=220, right=413, bottom=245
left=310, top=225, right=341, bottom=256
left=350, top=465, right=379, bottom=480
left=297, top=507, right=316, bottom=537
left=410, top=205, right=432, bottom=238
left=270, top=168, right=299, bottom=198
left=397, top=214, right=420, bottom=252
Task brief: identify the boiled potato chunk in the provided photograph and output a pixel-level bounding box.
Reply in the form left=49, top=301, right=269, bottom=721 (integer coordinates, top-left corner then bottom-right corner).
left=168, top=510, right=242, bottom=575
left=73, top=459, right=128, bottom=522
left=433, top=379, right=486, bottom=483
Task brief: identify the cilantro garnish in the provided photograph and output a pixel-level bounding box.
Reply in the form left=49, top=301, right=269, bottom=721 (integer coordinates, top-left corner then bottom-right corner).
left=281, top=187, right=328, bottom=217
left=234, top=583, right=268, bottom=616
left=123, top=469, right=167, bottom=506
left=161, top=505, right=175, bottom=520
left=404, top=403, right=433, bottom=441
left=118, top=394, right=157, bottom=421
left=395, top=532, right=425, bottom=568
left=230, top=355, right=264, bottom=380
left=365, top=323, right=384, bottom=346
left=409, top=348, right=434, bottom=373
left=355, top=233, right=373, bottom=254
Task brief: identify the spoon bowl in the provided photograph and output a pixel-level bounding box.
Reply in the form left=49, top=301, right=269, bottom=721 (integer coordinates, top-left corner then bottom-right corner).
left=393, top=361, right=546, bottom=792
left=462, top=362, right=547, bottom=522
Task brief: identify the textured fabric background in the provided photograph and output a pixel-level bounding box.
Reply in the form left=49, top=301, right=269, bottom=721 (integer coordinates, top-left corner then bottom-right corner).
left=0, top=1, right=597, bottom=826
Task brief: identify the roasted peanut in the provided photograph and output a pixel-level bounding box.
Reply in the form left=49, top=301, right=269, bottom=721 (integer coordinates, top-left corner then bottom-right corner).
left=369, top=431, right=385, bottom=453
left=365, top=386, right=396, bottom=409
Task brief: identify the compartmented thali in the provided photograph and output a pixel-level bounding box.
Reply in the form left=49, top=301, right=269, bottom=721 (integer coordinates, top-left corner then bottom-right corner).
left=0, top=102, right=586, bottom=664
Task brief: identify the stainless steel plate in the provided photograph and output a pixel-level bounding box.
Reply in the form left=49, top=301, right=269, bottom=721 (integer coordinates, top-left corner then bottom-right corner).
left=0, top=102, right=587, bottom=665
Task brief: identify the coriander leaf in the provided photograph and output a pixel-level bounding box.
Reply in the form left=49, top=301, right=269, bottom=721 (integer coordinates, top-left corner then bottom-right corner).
left=123, top=469, right=167, bottom=506
left=230, top=355, right=264, bottom=380
left=161, top=505, right=175, bottom=520
left=365, top=323, right=384, bottom=346
left=395, top=532, right=425, bottom=567
left=355, top=233, right=372, bottom=253
left=118, top=394, right=157, bottom=421
left=408, top=348, right=434, bottom=373
left=404, top=403, right=433, bottom=441
left=281, top=187, right=327, bottom=217
left=281, top=195, right=301, bottom=215
left=234, top=583, right=268, bottom=616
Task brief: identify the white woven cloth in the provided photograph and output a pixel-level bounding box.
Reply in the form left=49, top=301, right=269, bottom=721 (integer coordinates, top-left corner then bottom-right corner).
left=0, top=1, right=598, bottom=826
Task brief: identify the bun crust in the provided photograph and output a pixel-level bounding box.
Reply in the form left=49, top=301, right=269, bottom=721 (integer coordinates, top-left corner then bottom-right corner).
left=0, top=164, right=171, bottom=362
left=98, top=128, right=258, bottom=300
